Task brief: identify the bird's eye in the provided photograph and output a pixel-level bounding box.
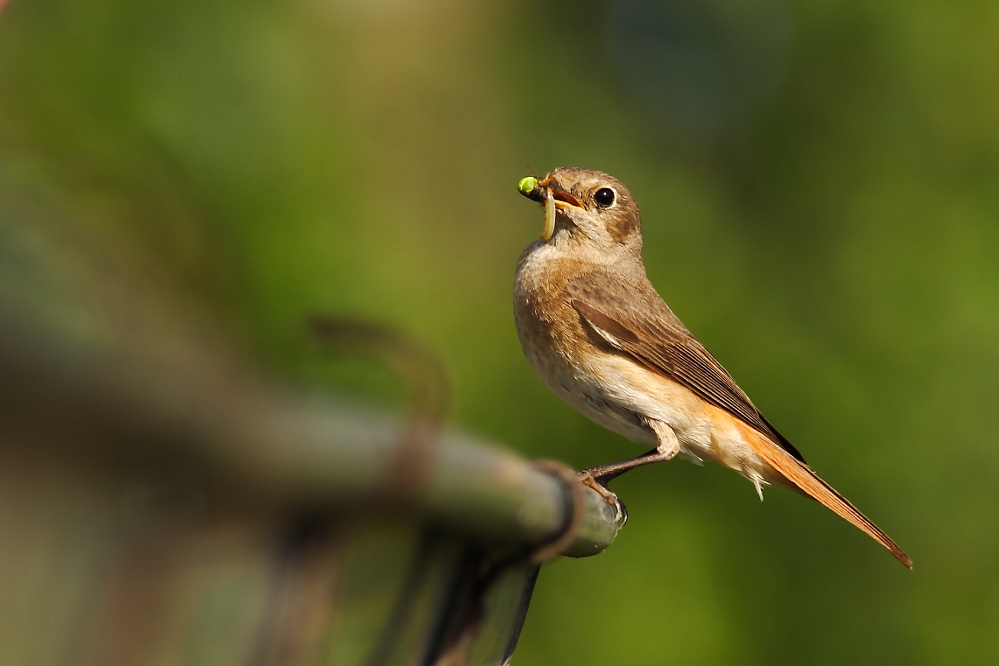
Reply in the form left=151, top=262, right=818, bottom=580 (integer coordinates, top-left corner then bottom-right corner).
left=594, top=188, right=616, bottom=207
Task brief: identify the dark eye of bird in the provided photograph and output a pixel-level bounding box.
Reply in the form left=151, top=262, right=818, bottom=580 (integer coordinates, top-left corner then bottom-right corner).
left=594, top=188, right=615, bottom=207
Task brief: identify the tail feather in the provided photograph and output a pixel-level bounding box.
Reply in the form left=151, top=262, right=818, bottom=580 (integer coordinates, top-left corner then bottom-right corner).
left=746, top=429, right=912, bottom=569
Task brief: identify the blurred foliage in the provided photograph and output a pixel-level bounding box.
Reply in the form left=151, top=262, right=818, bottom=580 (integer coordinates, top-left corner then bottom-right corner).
left=2, top=0, right=998, bottom=664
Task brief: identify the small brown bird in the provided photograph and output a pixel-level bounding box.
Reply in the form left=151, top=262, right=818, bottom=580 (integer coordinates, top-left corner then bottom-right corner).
left=514, top=167, right=911, bottom=568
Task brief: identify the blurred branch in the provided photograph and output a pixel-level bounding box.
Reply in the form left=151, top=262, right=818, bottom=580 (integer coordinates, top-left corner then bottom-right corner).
left=309, top=316, right=449, bottom=504
left=310, top=316, right=451, bottom=426
left=0, top=235, right=621, bottom=559
left=0, top=214, right=621, bottom=666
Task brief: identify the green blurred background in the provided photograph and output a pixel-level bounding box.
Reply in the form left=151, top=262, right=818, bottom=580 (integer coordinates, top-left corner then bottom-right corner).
left=2, top=0, right=997, bottom=664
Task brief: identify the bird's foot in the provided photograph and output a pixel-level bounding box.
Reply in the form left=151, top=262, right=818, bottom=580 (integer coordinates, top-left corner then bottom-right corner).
left=578, top=469, right=628, bottom=526
left=578, top=470, right=618, bottom=504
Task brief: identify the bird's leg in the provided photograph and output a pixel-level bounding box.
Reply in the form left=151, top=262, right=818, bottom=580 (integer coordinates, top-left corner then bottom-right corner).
left=578, top=419, right=680, bottom=505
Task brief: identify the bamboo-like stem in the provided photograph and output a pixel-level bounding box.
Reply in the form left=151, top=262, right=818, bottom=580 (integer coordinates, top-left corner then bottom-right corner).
left=0, top=295, right=620, bottom=560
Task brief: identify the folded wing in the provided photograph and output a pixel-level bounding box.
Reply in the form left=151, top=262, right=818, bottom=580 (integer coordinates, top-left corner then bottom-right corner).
left=566, top=271, right=911, bottom=568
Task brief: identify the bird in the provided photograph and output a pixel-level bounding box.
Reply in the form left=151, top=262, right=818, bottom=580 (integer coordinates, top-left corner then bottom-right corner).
left=513, top=166, right=911, bottom=568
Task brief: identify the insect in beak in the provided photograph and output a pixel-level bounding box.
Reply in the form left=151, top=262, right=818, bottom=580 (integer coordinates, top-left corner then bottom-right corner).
left=517, top=174, right=586, bottom=241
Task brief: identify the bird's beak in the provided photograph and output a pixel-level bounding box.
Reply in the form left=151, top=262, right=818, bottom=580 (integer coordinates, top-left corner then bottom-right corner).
left=518, top=173, right=586, bottom=241
left=518, top=174, right=586, bottom=209
left=549, top=187, right=585, bottom=210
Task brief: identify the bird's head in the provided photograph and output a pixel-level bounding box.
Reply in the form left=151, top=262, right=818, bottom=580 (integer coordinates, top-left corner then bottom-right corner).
left=518, top=167, right=643, bottom=259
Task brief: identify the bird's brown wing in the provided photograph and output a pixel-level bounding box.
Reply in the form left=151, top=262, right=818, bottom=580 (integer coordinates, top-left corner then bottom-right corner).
left=566, top=272, right=806, bottom=463
left=567, top=271, right=913, bottom=568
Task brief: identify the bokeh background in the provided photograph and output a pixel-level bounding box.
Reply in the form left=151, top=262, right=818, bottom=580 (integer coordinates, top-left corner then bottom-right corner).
left=2, top=0, right=998, bottom=664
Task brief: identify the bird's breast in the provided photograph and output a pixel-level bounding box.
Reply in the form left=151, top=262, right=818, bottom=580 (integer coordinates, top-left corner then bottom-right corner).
left=514, top=246, right=654, bottom=444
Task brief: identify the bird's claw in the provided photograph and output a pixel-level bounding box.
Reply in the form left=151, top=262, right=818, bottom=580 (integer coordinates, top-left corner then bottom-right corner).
left=578, top=470, right=628, bottom=527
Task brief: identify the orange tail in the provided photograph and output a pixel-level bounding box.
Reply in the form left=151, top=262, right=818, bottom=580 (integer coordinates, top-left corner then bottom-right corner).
left=746, top=429, right=912, bottom=569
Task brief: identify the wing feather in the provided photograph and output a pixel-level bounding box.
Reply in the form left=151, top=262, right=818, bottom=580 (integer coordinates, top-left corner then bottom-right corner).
left=565, top=270, right=911, bottom=568
left=567, top=273, right=806, bottom=463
